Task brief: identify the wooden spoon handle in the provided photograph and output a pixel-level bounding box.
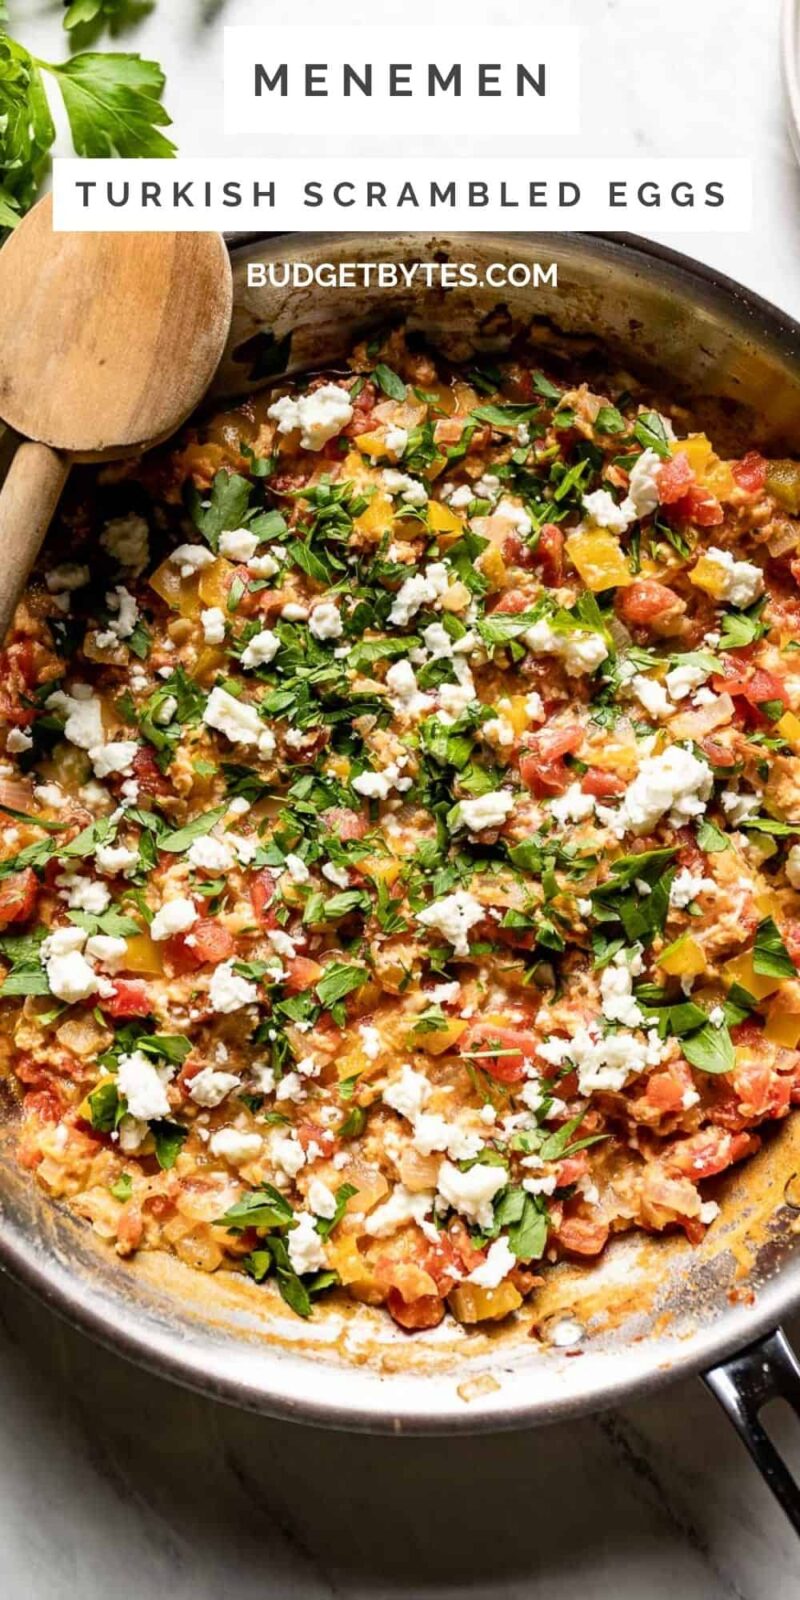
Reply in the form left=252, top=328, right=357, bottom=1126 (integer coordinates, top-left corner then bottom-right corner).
left=0, top=441, right=69, bottom=643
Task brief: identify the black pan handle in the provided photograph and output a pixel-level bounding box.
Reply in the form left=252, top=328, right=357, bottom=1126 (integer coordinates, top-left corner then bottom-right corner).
left=704, top=1327, right=800, bottom=1533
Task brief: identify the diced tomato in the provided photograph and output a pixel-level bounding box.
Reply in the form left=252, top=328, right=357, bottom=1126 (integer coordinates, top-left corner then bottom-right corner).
left=0, top=641, right=39, bottom=726
left=666, top=1127, right=759, bottom=1180
left=780, top=919, right=800, bottom=969
left=296, top=1121, right=338, bottom=1156
left=644, top=1061, right=695, bottom=1115
left=22, top=1088, right=62, bottom=1123
left=131, top=745, right=170, bottom=797
left=535, top=523, right=564, bottom=587
left=730, top=1018, right=763, bottom=1050
left=0, top=868, right=38, bottom=925
left=250, top=868, right=278, bottom=927
left=386, top=1288, right=445, bottom=1331
left=519, top=723, right=583, bottom=797
left=616, top=579, right=681, bottom=626
left=284, top=955, right=324, bottom=992
left=459, top=1022, right=537, bottom=1084
left=343, top=380, right=377, bottom=438
left=553, top=1212, right=609, bottom=1256
left=671, top=483, right=724, bottom=526
left=700, top=736, right=736, bottom=768
left=657, top=451, right=694, bottom=505
left=729, top=1058, right=792, bottom=1124
left=491, top=588, right=530, bottom=616
left=321, top=807, right=368, bottom=840
left=580, top=767, right=626, bottom=798
left=101, top=980, right=151, bottom=1018
left=732, top=451, right=767, bottom=495
left=166, top=917, right=235, bottom=973
left=711, top=659, right=786, bottom=720
left=555, top=1151, right=589, bottom=1187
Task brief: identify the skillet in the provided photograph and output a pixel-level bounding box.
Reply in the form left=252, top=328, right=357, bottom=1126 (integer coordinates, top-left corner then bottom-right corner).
left=3, top=227, right=800, bottom=1529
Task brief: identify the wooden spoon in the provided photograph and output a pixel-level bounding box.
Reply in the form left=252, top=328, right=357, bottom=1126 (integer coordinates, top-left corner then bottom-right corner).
left=0, top=194, right=233, bottom=641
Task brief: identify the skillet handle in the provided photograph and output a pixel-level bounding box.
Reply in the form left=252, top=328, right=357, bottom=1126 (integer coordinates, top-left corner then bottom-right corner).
left=704, top=1327, right=800, bottom=1534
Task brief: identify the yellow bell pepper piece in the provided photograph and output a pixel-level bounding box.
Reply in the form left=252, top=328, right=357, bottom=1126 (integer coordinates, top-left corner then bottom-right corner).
left=412, top=1018, right=467, bottom=1056
left=689, top=554, right=729, bottom=600
left=766, top=460, right=800, bottom=515
left=198, top=557, right=235, bottom=609
left=659, top=935, right=707, bottom=978
left=448, top=1281, right=522, bottom=1324
left=354, top=430, right=391, bottom=460
left=354, top=494, right=394, bottom=537
left=566, top=529, right=633, bottom=591
left=673, top=434, right=713, bottom=475
left=149, top=558, right=202, bottom=619
left=777, top=711, right=800, bottom=752
left=123, top=933, right=163, bottom=976
left=326, top=1234, right=372, bottom=1286
left=194, top=645, right=226, bottom=683
left=476, top=543, right=507, bottom=591
left=673, top=434, right=734, bottom=499
left=755, top=888, right=784, bottom=919
left=723, top=950, right=782, bottom=1002
left=763, top=1006, right=800, bottom=1049
left=428, top=500, right=463, bottom=536
left=77, top=1075, right=115, bottom=1123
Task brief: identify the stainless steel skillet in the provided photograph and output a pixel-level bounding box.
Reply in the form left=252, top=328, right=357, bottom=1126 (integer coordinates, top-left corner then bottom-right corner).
left=3, top=227, right=800, bottom=1528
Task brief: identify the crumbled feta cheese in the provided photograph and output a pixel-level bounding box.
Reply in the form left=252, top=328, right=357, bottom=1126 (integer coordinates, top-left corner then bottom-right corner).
left=631, top=674, right=672, bottom=720
left=309, top=601, right=343, bottom=641
left=665, top=660, right=712, bottom=701
left=437, top=1160, right=506, bottom=1230
left=494, top=497, right=531, bottom=536
left=188, top=835, right=235, bottom=873
left=617, top=745, right=713, bottom=835
left=364, top=1184, right=434, bottom=1238
left=382, top=468, right=428, bottom=506
left=457, top=790, right=515, bottom=832
left=467, top=1236, right=516, bottom=1288
left=473, top=473, right=501, bottom=503
left=417, top=889, right=484, bottom=957
left=101, top=513, right=149, bottom=574
left=84, top=934, right=127, bottom=972
left=45, top=563, right=90, bottom=594
left=543, top=1024, right=666, bottom=1094
left=219, top=528, right=259, bottom=562
left=699, top=547, right=764, bottom=609
left=268, top=384, right=353, bottom=451
left=626, top=448, right=661, bottom=518
left=411, top=1113, right=483, bottom=1162
left=169, top=543, right=216, bottom=579
left=46, top=685, right=104, bottom=751
left=358, top=1024, right=382, bottom=1060
left=240, top=628, right=280, bottom=670
left=152, top=696, right=177, bottom=727
left=383, top=1064, right=430, bottom=1121
left=209, top=959, right=258, bottom=1013
left=385, top=659, right=433, bottom=719
left=271, top=1132, right=306, bottom=1179
left=287, top=1211, right=329, bottom=1274
left=95, top=842, right=138, bottom=877
left=388, top=564, right=449, bottom=626
left=91, top=740, right=138, bottom=780
left=351, top=762, right=407, bottom=801
left=582, top=488, right=634, bottom=533
left=209, top=1127, right=263, bottom=1164
left=150, top=897, right=197, bottom=942
left=720, top=788, right=761, bottom=826
left=283, top=852, right=310, bottom=883
left=201, top=607, right=226, bottom=644
left=550, top=782, right=596, bottom=826
left=670, top=867, right=714, bottom=909
left=384, top=424, right=408, bottom=457
left=94, top=585, right=139, bottom=651
left=307, top=1177, right=337, bottom=1220
left=203, top=686, right=274, bottom=755
left=44, top=944, right=101, bottom=1003
left=525, top=619, right=608, bottom=677
left=600, top=954, right=644, bottom=1028
left=248, top=549, right=282, bottom=578
left=188, top=1067, right=242, bottom=1107
left=6, top=727, right=32, bottom=753
left=117, top=1050, right=172, bottom=1121
left=58, top=873, right=111, bottom=915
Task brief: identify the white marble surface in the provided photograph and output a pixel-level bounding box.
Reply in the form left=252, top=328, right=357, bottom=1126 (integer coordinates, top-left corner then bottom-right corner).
left=5, top=0, right=800, bottom=1594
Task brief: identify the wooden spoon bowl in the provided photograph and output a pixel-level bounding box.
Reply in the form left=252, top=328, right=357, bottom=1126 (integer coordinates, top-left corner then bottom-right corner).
left=0, top=195, right=233, bottom=639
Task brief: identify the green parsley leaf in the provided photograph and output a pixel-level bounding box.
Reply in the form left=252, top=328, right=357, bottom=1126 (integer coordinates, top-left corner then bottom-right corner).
left=753, top=917, right=796, bottom=979
left=158, top=806, right=227, bottom=854
left=151, top=1120, right=188, bottom=1171
left=110, top=1172, right=133, bottom=1201
left=682, top=1020, right=735, bottom=1075
left=373, top=363, right=407, bottom=401
left=215, top=1185, right=295, bottom=1232
left=46, top=51, right=175, bottom=159
left=316, top=962, right=368, bottom=1009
